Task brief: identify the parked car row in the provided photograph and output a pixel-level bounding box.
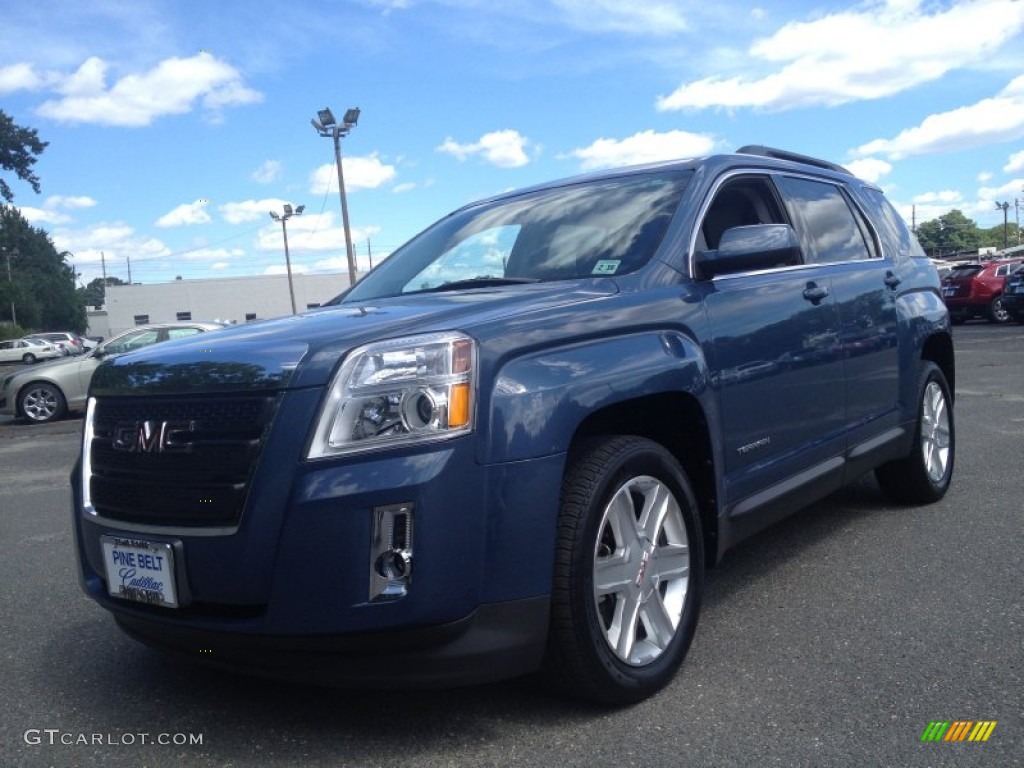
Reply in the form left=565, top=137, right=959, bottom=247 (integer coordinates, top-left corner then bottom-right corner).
left=939, top=257, right=1024, bottom=323
left=1, top=322, right=225, bottom=424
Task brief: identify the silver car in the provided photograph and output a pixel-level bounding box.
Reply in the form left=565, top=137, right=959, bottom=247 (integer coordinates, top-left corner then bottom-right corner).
left=1, top=322, right=224, bottom=423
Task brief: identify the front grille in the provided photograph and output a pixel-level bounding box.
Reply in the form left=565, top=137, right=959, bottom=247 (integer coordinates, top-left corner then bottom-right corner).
left=87, top=394, right=280, bottom=527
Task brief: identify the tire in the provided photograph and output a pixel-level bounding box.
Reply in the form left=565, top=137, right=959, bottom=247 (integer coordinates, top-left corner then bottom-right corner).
left=989, top=296, right=1010, bottom=324
left=21, top=353, right=37, bottom=364
left=875, top=362, right=954, bottom=504
left=544, top=436, right=704, bottom=705
left=18, top=382, right=67, bottom=424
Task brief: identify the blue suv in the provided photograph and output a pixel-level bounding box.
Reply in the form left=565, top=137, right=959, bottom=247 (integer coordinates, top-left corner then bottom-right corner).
left=72, top=146, right=954, bottom=704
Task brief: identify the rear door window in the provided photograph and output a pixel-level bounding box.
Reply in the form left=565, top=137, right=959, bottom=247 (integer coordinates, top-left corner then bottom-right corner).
left=777, top=176, right=877, bottom=264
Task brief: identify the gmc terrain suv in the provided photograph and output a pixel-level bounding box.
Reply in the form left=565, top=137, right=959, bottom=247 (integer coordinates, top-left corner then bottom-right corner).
left=72, top=147, right=955, bottom=704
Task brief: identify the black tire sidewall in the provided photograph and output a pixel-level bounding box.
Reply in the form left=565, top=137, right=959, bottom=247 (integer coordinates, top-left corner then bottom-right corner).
left=559, top=437, right=703, bottom=702
left=914, top=363, right=955, bottom=498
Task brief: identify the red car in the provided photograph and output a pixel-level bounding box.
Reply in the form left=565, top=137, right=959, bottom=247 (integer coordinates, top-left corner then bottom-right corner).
left=940, top=258, right=1024, bottom=323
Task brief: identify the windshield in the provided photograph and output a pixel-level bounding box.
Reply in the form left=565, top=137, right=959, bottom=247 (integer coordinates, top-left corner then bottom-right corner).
left=341, top=170, right=691, bottom=302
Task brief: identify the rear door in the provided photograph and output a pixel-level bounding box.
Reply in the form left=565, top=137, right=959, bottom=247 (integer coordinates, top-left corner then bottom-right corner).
left=775, top=174, right=900, bottom=467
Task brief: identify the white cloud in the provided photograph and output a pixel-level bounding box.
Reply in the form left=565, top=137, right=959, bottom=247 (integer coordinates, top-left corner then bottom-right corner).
left=156, top=200, right=212, bottom=228
left=35, top=53, right=262, bottom=127
left=50, top=222, right=172, bottom=283
left=552, top=0, right=687, bottom=36
left=256, top=211, right=380, bottom=253
left=15, top=194, right=99, bottom=225
left=45, top=195, right=97, bottom=209
left=251, top=160, right=282, bottom=184
left=978, top=179, right=1024, bottom=202
left=0, top=62, right=55, bottom=94
left=845, top=157, right=891, bottom=184
left=309, top=154, right=397, bottom=193
left=1004, top=150, right=1024, bottom=174
left=912, top=190, right=962, bottom=205
left=657, top=0, right=1024, bottom=112
left=565, top=129, right=717, bottom=171
left=16, top=206, right=71, bottom=225
left=219, top=198, right=290, bottom=224
left=854, top=75, right=1024, bottom=159
left=977, top=171, right=994, bottom=183
left=437, top=130, right=531, bottom=168
left=392, top=182, right=416, bottom=194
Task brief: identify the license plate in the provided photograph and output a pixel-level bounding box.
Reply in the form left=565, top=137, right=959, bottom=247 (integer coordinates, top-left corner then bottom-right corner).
left=101, top=536, right=179, bottom=608
left=942, top=287, right=956, bottom=296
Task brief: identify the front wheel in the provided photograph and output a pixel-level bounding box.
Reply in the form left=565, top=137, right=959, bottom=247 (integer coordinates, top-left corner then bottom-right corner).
left=21, top=353, right=37, bottom=364
left=989, top=296, right=1010, bottom=323
left=875, top=362, right=954, bottom=504
left=545, top=436, right=704, bottom=705
left=19, top=382, right=67, bottom=424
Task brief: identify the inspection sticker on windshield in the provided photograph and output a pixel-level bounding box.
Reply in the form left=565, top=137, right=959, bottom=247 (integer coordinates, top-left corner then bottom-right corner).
left=101, top=536, right=178, bottom=608
left=592, top=260, right=621, bottom=275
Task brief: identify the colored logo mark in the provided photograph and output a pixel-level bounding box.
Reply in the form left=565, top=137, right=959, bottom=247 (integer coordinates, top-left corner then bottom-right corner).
left=921, top=721, right=997, bottom=742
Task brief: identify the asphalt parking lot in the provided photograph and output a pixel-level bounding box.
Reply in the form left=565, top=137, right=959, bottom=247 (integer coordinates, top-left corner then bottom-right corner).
left=1, top=323, right=1021, bottom=767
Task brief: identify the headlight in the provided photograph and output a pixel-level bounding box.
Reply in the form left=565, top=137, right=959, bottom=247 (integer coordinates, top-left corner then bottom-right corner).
left=307, top=331, right=476, bottom=458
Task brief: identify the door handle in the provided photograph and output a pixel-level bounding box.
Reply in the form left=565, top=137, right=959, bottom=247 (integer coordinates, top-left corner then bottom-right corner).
left=802, top=283, right=829, bottom=305
left=884, top=271, right=901, bottom=289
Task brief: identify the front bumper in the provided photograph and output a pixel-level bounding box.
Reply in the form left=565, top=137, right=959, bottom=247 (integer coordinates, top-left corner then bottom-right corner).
left=72, top=388, right=566, bottom=686
left=113, top=596, right=550, bottom=688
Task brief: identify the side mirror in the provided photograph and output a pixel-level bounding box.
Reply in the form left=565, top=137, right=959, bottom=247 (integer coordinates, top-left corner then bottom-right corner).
left=695, top=223, right=802, bottom=279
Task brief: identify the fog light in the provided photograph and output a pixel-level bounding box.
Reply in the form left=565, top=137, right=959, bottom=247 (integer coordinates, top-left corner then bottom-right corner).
left=369, top=503, right=413, bottom=602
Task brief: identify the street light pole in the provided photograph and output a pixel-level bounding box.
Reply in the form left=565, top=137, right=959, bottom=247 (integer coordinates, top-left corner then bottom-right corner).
left=311, top=106, right=360, bottom=287
left=269, top=204, right=305, bottom=315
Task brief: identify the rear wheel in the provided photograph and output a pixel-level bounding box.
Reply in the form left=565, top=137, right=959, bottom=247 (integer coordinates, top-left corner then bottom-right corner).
left=875, top=362, right=954, bottom=504
left=21, top=352, right=37, bottom=364
left=545, top=436, right=703, bottom=705
left=19, top=382, right=67, bottom=424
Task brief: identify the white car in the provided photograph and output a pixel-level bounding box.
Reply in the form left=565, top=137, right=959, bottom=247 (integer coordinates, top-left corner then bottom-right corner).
left=0, top=338, right=61, bottom=365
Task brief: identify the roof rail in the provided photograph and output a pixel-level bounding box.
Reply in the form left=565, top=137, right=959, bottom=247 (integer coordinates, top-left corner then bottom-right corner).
left=735, top=145, right=851, bottom=175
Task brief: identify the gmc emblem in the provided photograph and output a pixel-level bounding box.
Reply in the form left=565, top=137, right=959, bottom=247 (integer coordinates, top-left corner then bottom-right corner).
left=113, top=420, right=197, bottom=453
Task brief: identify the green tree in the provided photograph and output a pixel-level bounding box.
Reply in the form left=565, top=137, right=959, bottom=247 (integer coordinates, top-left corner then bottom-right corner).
left=915, top=209, right=983, bottom=256
left=0, top=110, right=48, bottom=203
left=78, top=275, right=125, bottom=310
left=0, top=204, right=85, bottom=332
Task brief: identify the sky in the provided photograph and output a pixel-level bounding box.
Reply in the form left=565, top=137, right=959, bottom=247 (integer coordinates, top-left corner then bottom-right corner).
left=3, top=0, right=1024, bottom=288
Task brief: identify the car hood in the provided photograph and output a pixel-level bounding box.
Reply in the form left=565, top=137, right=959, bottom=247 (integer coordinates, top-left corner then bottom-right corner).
left=90, top=282, right=617, bottom=396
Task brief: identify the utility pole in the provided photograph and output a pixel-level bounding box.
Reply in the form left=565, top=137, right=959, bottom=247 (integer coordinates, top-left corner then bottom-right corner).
left=996, top=202, right=1010, bottom=249
left=367, top=238, right=373, bottom=270
left=127, top=255, right=132, bottom=284
left=101, top=251, right=107, bottom=284
left=2, top=246, right=16, bottom=326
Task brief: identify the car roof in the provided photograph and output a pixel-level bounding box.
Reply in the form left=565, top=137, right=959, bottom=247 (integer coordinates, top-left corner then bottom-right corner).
left=453, top=147, right=866, bottom=215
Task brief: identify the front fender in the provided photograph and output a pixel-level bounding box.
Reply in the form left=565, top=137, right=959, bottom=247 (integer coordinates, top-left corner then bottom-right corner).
left=482, top=331, right=710, bottom=464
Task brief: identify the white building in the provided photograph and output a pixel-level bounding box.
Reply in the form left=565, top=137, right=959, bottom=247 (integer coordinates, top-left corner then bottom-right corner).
left=90, top=272, right=358, bottom=339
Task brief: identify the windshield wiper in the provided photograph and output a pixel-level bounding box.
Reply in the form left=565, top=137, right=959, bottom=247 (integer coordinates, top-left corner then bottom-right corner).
left=415, top=276, right=541, bottom=294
